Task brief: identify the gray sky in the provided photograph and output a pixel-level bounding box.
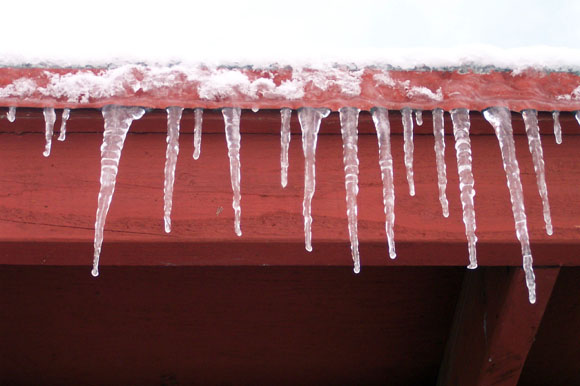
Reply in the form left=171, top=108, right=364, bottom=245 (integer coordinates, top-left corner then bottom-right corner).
left=2, top=0, right=578, bottom=63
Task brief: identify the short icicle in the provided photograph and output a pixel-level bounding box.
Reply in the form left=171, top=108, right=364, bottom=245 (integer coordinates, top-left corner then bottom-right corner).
left=484, top=107, right=536, bottom=304
left=7, top=107, right=16, bottom=122
left=401, top=107, right=416, bottom=196
left=415, top=110, right=423, bottom=126
left=552, top=111, right=562, bottom=144
left=522, top=110, right=553, bottom=235
left=163, top=106, right=183, bottom=233
left=298, top=107, right=330, bottom=252
left=222, top=107, right=243, bottom=237
left=371, top=107, right=396, bottom=259
left=432, top=108, right=449, bottom=218
left=339, top=107, right=361, bottom=273
left=193, top=108, right=203, bottom=160
left=58, top=108, right=71, bottom=141
left=280, top=108, right=292, bottom=188
left=92, top=105, right=145, bottom=277
left=451, top=108, right=478, bottom=269
left=575, top=111, right=580, bottom=126
left=42, top=108, right=56, bottom=157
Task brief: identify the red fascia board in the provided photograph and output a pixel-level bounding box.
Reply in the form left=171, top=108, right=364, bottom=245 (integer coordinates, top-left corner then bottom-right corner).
left=1, top=67, right=580, bottom=111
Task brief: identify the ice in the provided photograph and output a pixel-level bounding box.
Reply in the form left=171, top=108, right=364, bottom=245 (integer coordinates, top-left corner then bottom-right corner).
left=484, top=107, right=536, bottom=304
left=7, top=106, right=16, bottom=122
left=251, top=107, right=260, bottom=112
left=432, top=108, right=449, bottom=218
left=42, top=107, right=56, bottom=157
left=298, top=107, right=330, bottom=252
left=401, top=107, right=416, bottom=196
left=193, top=108, right=203, bottom=160
left=222, top=107, right=243, bottom=237
left=58, top=108, right=70, bottom=141
left=92, top=105, right=145, bottom=277
left=415, top=110, right=423, bottom=126
left=451, top=108, right=478, bottom=269
left=339, top=107, right=361, bottom=273
left=576, top=111, right=580, bottom=126
left=371, top=107, right=396, bottom=259
left=522, top=110, right=553, bottom=235
left=280, top=108, right=292, bottom=188
left=163, top=106, right=183, bottom=233
left=552, top=111, right=562, bottom=144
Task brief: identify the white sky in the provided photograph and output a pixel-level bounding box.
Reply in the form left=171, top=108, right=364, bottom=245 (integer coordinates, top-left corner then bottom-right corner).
left=2, top=0, right=579, bottom=65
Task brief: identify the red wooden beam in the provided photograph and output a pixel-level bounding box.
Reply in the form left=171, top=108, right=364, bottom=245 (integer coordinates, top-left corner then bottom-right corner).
left=437, top=267, right=560, bottom=386
left=1, top=67, right=580, bottom=111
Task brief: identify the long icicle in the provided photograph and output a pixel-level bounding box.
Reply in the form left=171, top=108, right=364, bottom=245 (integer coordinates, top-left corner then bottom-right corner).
left=339, top=107, right=361, bottom=273
left=58, top=108, right=71, bottom=141
left=401, top=107, right=416, bottom=196
left=522, top=110, right=553, bottom=235
left=484, top=107, right=536, bottom=303
left=42, top=107, right=56, bottom=157
left=92, top=105, right=145, bottom=277
left=280, top=108, right=292, bottom=188
left=222, top=107, right=242, bottom=237
left=552, top=111, right=562, bottom=144
left=432, top=108, right=449, bottom=217
left=7, top=106, right=16, bottom=122
left=193, top=108, right=203, bottom=160
left=298, top=107, right=330, bottom=252
left=163, top=106, right=183, bottom=233
left=451, top=108, right=478, bottom=269
left=371, top=107, right=396, bottom=259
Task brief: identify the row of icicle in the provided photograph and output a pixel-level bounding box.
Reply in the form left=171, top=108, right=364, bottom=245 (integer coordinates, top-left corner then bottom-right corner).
left=7, top=105, right=578, bottom=303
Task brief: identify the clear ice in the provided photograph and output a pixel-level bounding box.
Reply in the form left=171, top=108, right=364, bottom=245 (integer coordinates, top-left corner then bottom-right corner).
left=298, top=107, right=330, bottom=252
left=484, top=107, right=536, bottom=304
left=193, top=108, right=203, bottom=160
left=58, top=108, right=70, bottom=142
left=92, top=105, right=145, bottom=277
left=280, top=108, right=292, bottom=188
left=576, top=111, right=580, bottom=126
left=432, top=108, right=449, bottom=218
left=42, top=107, right=56, bottom=157
left=222, top=107, right=243, bottom=237
left=552, top=111, right=562, bottom=145
left=371, top=107, right=396, bottom=259
left=401, top=107, right=416, bottom=196
left=522, top=110, right=553, bottom=235
left=339, top=107, right=361, bottom=274
left=7, top=106, right=16, bottom=122
left=163, top=106, right=183, bottom=233
left=415, top=110, right=423, bottom=126
left=451, top=109, right=478, bottom=269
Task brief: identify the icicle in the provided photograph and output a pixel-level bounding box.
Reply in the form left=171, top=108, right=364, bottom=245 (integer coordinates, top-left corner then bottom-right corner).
left=415, top=110, right=423, bottom=126
left=163, top=106, right=183, bottom=233
left=339, top=107, right=361, bottom=273
left=7, top=107, right=16, bottom=122
left=576, top=111, right=580, bottom=126
left=58, top=108, right=70, bottom=142
left=552, top=111, right=562, bottom=144
left=42, top=107, right=56, bottom=157
left=371, top=107, right=396, bottom=259
left=280, top=108, right=292, bottom=188
left=92, top=105, right=145, bottom=277
left=484, top=107, right=536, bottom=304
left=298, top=107, right=330, bottom=252
left=451, top=109, right=478, bottom=269
left=522, top=110, right=553, bottom=235
left=401, top=107, right=416, bottom=196
left=193, top=108, right=203, bottom=160
left=222, top=107, right=243, bottom=237
left=251, top=107, right=260, bottom=113
left=432, top=108, right=449, bottom=218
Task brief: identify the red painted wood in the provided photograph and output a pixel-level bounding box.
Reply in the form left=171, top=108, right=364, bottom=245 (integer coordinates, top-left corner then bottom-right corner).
left=1, top=67, right=580, bottom=111
left=1, top=118, right=580, bottom=268
left=437, top=267, right=560, bottom=386
left=0, top=265, right=464, bottom=385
